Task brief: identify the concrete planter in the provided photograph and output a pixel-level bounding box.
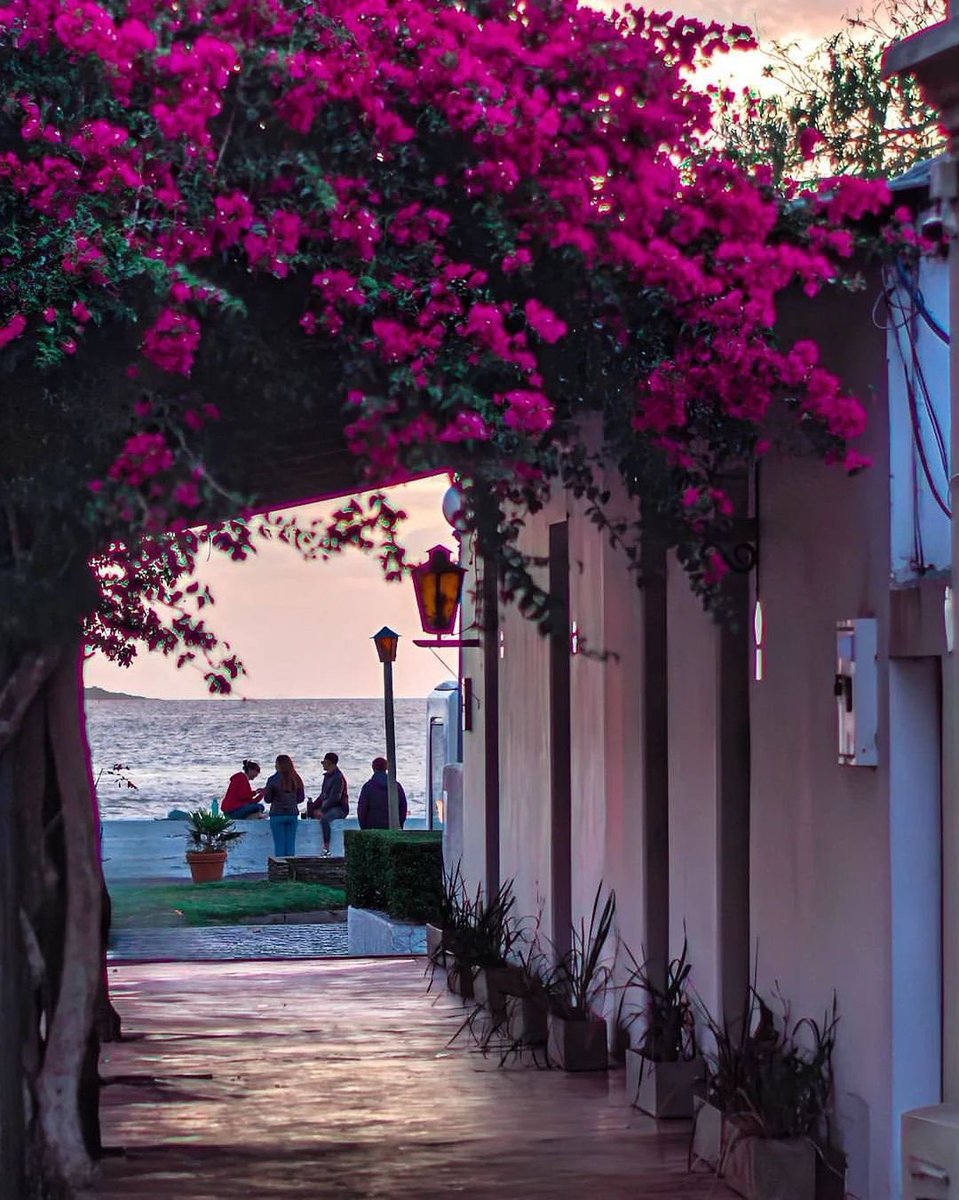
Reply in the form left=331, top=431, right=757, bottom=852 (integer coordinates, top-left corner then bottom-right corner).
left=425, top=923, right=446, bottom=965
left=814, top=1146, right=846, bottom=1200
left=691, top=1095, right=726, bottom=1171
left=446, top=957, right=475, bottom=1000
left=473, top=964, right=527, bottom=1017
left=547, top=1013, right=609, bottom=1072
left=626, top=1050, right=704, bottom=1118
left=186, top=850, right=227, bottom=883
left=505, top=994, right=549, bottom=1046
left=723, top=1130, right=816, bottom=1200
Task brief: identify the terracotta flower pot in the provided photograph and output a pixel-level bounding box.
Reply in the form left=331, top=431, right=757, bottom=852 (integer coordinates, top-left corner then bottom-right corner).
left=186, top=849, right=227, bottom=883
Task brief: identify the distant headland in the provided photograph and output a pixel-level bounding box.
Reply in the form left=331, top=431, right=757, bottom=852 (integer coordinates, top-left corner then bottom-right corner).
left=84, top=686, right=147, bottom=702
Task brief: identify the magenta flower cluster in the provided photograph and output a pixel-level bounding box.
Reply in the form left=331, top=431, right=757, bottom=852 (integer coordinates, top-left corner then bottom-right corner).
left=0, top=0, right=917, bottom=597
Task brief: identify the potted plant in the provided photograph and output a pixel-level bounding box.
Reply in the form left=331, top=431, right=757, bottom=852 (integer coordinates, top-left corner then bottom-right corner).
left=185, top=809, right=245, bottom=883
left=691, top=988, right=758, bottom=1172
left=625, top=936, right=704, bottom=1118
left=700, top=989, right=839, bottom=1200
left=546, top=886, right=615, bottom=1072
left=469, top=880, right=528, bottom=1020
left=426, top=863, right=466, bottom=970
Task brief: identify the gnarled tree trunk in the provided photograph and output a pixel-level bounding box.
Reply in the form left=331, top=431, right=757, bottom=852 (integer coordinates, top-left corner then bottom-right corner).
left=0, top=645, right=107, bottom=1197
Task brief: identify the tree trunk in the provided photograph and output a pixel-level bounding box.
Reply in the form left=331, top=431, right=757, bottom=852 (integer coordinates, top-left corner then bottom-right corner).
left=0, top=644, right=107, bottom=1197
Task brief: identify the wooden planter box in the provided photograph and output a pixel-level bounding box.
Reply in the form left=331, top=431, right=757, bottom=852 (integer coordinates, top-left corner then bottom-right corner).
left=505, top=994, right=548, bottom=1046
left=186, top=850, right=227, bottom=883
left=724, top=1130, right=816, bottom=1200
left=691, top=1095, right=726, bottom=1171
left=626, top=1050, right=704, bottom=1118
left=473, top=964, right=527, bottom=1017
left=547, top=1013, right=608, bottom=1072
left=446, top=958, right=475, bottom=1000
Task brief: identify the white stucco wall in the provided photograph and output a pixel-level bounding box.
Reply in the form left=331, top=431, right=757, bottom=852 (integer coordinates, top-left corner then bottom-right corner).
left=666, top=555, right=722, bottom=1027
left=459, top=535, right=491, bottom=893
left=749, top=286, right=899, bottom=1199
left=496, top=510, right=557, bottom=942
left=598, top=495, right=649, bottom=981
left=457, top=279, right=942, bottom=1199
left=463, top=484, right=654, bottom=994
left=751, top=447, right=892, bottom=1198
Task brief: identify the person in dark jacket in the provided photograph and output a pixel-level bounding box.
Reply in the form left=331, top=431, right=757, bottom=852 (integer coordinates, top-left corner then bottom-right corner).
left=357, top=757, right=407, bottom=830
left=305, top=752, right=349, bottom=855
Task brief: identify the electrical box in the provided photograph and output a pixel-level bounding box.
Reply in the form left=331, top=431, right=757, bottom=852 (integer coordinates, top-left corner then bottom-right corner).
left=835, top=618, right=879, bottom=767
left=902, top=1104, right=959, bottom=1199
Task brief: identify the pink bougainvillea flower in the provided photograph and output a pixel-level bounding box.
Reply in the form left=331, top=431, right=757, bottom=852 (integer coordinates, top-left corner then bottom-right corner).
left=798, top=127, right=824, bottom=160
left=0, top=314, right=27, bottom=348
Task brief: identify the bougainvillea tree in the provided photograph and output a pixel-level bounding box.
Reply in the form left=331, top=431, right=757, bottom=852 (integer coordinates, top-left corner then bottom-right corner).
left=0, top=0, right=915, bottom=1192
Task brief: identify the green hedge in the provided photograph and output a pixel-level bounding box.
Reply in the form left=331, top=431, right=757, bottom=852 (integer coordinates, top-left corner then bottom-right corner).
left=344, top=829, right=443, bottom=923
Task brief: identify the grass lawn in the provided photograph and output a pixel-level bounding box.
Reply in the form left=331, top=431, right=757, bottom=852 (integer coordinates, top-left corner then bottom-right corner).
left=109, top=880, right=347, bottom=928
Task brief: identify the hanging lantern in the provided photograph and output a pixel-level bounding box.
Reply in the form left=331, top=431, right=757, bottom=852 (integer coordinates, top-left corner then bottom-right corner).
left=411, top=545, right=465, bottom=636
left=372, top=626, right=400, bottom=663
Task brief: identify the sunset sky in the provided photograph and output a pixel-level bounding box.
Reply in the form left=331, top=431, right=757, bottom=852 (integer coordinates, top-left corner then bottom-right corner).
left=84, top=0, right=860, bottom=701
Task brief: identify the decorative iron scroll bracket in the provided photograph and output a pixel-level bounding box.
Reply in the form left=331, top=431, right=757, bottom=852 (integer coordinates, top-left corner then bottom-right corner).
left=412, top=637, right=481, bottom=648
left=705, top=517, right=759, bottom=575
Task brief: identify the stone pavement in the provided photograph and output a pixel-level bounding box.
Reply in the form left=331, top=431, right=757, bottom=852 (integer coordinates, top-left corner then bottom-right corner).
left=91, top=957, right=737, bottom=1199
left=108, top=921, right=349, bottom=962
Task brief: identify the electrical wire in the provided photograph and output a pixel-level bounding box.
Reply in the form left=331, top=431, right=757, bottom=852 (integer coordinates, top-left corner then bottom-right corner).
left=895, top=257, right=950, bottom=346
left=887, top=291, right=952, bottom=518
left=889, top=273, right=951, bottom=479
left=909, top=330, right=950, bottom=478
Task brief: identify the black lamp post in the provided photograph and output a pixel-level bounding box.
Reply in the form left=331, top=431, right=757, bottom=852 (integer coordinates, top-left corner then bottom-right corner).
left=372, top=626, right=401, bottom=830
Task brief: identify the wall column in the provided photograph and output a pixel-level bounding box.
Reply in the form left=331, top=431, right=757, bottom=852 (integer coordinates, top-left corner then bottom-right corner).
left=885, top=18, right=959, bottom=1098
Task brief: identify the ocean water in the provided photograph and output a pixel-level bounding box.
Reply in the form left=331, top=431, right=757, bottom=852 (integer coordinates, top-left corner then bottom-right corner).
left=86, top=697, right=429, bottom=820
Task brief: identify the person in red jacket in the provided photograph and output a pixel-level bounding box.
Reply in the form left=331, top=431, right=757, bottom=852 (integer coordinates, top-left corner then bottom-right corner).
left=221, top=760, right=265, bottom=819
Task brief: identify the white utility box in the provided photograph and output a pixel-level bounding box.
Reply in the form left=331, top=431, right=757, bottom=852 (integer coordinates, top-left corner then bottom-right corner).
left=835, top=618, right=879, bottom=767
left=902, top=1104, right=959, bottom=1199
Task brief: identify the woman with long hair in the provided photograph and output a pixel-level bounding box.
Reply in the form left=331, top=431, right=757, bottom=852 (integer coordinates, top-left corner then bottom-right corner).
left=263, top=754, right=304, bottom=857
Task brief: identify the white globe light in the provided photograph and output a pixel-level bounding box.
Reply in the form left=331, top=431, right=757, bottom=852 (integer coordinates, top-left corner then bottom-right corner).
left=442, top=484, right=468, bottom=531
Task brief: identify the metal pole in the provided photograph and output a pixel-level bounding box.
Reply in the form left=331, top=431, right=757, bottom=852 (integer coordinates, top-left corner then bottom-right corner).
left=383, top=659, right=400, bottom=830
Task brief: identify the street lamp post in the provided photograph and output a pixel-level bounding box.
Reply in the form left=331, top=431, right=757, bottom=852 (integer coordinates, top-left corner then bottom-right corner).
left=372, top=626, right=401, bottom=830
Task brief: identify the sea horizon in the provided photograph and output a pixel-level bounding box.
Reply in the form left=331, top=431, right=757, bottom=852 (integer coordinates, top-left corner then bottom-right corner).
left=87, top=695, right=432, bottom=821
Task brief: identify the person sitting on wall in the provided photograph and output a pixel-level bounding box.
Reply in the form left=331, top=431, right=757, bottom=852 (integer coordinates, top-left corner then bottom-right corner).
left=357, top=757, right=407, bottom=830
left=221, top=759, right=265, bottom=819
left=305, top=752, right=349, bottom=856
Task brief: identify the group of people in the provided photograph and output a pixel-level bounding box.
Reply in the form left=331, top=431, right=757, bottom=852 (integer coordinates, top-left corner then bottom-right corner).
left=221, top=752, right=408, bottom=858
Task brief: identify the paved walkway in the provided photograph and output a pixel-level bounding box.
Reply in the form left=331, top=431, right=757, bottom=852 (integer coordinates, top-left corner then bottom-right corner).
left=108, top=921, right=349, bottom=962
left=92, top=958, right=736, bottom=1199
